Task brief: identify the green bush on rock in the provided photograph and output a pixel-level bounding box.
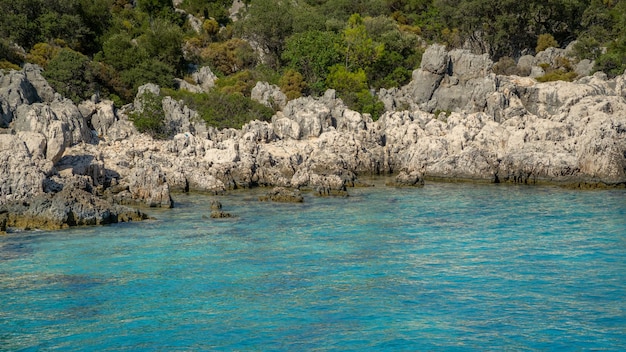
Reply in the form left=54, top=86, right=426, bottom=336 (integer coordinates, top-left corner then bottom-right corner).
left=162, top=89, right=274, bottom=130
left=130, top=91, right=168, bottom=139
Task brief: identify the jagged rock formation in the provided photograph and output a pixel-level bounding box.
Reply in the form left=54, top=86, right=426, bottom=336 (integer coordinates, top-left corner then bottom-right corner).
left=1, top=45, right=626, bottom=231
left=251, top=81, right=288, bottom=110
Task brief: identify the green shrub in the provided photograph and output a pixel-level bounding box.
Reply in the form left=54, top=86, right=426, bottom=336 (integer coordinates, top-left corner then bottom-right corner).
left=0, top=38, right=24, bottom=67
left=0, top=60, right=21, bottom=71
left=162, top=88, right=274, bottom=129
left=536, top=34, right=558, bottom=53
left=200, top=38, right=257, bottom=76
left=325, top=65, right=384, bottom=120
left=215, top=70, right=258, bottom=96
left=356, top=90, right=385, bottom=121
left=536, top=70, right=578, bottom=83
left=492, top=56, right=519, bottom=75
left=536, top=56, right=577, bottom=82
left=594, top=37, right=626, bottom=78
left=279, top=69, right=307, bottom=100
left=572, top=35, right=603, bottom=61
left=282, top=30, right=342, bottom=95
left=130, top=91, right=168, bottom=138
left=43, top=48, right=96, bottom=103
left=26, top=42, right=62, bottom=68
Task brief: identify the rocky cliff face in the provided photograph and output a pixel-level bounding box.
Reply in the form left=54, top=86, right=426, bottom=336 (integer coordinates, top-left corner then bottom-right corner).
left=1, top=46, right=626, bottom=231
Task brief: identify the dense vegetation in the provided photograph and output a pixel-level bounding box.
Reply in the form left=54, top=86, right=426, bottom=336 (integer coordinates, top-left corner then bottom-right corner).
left=1, top=0, right=625, bottom=125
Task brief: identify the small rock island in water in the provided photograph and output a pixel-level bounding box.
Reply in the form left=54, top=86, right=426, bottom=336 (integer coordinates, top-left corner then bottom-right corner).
left=2, top=45, right=626, bottom=232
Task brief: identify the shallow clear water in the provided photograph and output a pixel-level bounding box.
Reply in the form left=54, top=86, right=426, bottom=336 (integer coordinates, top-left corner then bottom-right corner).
left=1, top=182, right=625, bottom=351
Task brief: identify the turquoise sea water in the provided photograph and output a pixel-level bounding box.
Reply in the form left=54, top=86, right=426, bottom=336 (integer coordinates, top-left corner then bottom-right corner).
left=1, top=182, right=625, bottom=351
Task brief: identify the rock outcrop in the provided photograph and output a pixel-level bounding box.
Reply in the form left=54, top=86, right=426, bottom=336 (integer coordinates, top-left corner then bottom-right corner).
left=251, top=81, right=287, bottom=110
left=2, top=46, right=626, bottom=231
left=1, top=180, right=149, bottom=230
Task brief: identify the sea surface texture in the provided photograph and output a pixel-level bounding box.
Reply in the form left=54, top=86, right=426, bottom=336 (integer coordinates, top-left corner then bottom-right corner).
left=1, top=182, right=625, bottom=351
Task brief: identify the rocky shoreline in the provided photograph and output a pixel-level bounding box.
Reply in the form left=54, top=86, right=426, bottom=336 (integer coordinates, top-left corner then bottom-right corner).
left=2, top=45, right=626, bottom=232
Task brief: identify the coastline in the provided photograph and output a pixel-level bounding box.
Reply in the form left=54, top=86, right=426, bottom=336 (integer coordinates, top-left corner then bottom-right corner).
left=2, top=44, right=626, bottom=232
left=3, top=175, right=622, bottom=235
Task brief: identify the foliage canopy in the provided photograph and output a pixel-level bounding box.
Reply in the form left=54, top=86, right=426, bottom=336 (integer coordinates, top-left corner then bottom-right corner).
left=1, top=0, right=626, bottom=129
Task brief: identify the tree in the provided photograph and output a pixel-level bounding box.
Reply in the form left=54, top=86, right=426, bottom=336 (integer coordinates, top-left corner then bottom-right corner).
left=99, top=33, right=145, bottom=71
left=320, top=0, right=388, bottom=21
left=363, top=15, right=422, bottom=88
left=43, top=48, right=96, bottom=103
left=341, top=14, right=384, bottom=70
left=0, top=0, right=45, bottom=49
left=180, top=0, right=232, bottom=25
left=137, top=0, right=172, bottom=17
left=433, top=0, right=589, bottom=59
left=120, top=58, right=176, bottom=92
left=137, top=18, right=185, bottom=74
left=290, top=2, right=326, bottom=34
left=236, top=0, right=294, bottom=67
left=282, top=30, right=342, bottom=94
left=200, top=38, right=257, bottom=75
left=595, top=37, right=626, bottom=78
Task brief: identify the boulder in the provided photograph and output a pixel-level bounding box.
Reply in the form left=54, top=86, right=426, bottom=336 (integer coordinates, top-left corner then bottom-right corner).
left=282, top=97, right=331, bottom=138
left=517, top=55, right=535, bottom=75
left=134, top=83, right=160, bottom=112
left=55, top=153, right=106, bottom=187
left=127, top=160, right=173, bottom=208
left=447, top=49, right=492, bottom=81
left=616, top=71, right=626, bottom=99
left=23, top=64, right=56, bottom=103
left=90, top=100, right=118, bottom=138
left=0, top=69, right=40, bottom=126
left=162, top=96, right=196, bottom=135
left=192, top=66, right=218, bottom=92
left=15, top=131, right=47, bottom=159
left=0, top=135, right=52, bottom=204
left=420, top=44, right=449, bottom=74
left=405, top=69, right=444, bottom=105
left=534, top=47, right=566, bottom=67
left=12, top=104, right=70, bottom=162
left=387, top=170, right=425, bottom=187
left=174, top=78, right=203, bottom=93
left=251, top=81, right=287, bottom=110
left=272, top=114, right=301, bottom=140
left=50, top=99, right=93, bottom=144
left=575, top=59, right=594, bottom=77
left=210, top=199, right=222, bottom=210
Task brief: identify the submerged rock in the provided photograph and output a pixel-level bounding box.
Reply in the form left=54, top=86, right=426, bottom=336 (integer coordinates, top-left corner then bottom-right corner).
left=209, top=210, right=234, bottom=218
left=1, top=184, right=149, bottom=231
left=259, top=187, right=304, bottom=203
